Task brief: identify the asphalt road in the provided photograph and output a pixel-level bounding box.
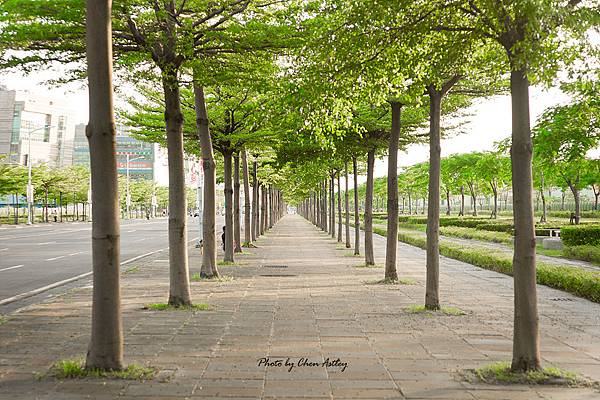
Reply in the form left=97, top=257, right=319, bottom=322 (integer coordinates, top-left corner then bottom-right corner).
left=0, top=216, right=217, bottom=311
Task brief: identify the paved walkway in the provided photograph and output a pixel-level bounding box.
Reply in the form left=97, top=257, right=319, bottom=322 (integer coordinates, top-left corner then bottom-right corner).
left=0, top=214, right=599, bottom=399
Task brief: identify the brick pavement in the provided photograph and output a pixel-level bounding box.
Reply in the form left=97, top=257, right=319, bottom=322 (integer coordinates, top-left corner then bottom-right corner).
left=0, top=214, right=599, bottom=399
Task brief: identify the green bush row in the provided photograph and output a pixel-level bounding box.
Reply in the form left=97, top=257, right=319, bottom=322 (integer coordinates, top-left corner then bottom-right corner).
left=561, top=225, right=600, bottom=247
left=563, top=245, right=600, bottom=265
left=379, top=229, right=600, bottom=303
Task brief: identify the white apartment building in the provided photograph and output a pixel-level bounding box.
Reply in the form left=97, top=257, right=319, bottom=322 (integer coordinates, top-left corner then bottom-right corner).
left=0, top=86, right=77, bottom=167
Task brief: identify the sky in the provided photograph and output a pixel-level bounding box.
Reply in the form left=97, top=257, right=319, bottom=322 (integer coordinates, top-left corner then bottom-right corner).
left=1, top=70, right=571, bottom=184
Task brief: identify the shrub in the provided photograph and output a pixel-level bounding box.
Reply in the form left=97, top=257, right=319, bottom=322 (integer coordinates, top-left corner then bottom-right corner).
left=475, top=223, right=513, bottom=233
left=563, top=245, right=600, bottom=265
left=561, top=225, right=600, bottom=247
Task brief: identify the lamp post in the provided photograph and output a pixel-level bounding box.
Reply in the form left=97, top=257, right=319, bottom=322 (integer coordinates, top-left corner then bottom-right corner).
left=125, top=154, right=143, bottom=219
left=24, top=124, right=53, bottom=225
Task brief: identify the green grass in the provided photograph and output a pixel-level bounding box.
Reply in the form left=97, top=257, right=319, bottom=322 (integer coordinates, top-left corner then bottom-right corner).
left=474, top=362, right=592, bottom=386
left=144, top=303, right=211, bottom=311
left=46, top=359, right=155, bottom=380
left=124, top=266, right=140, bottom=274
left=365, top=277, right=417, bottom=285
left=191, top=272, right=233, bottom=282
left=563, top=245, right=600, bottom=266
left=343, top=252, right=361, bottom=257
left=0, top=316, right=7, bottom=325
left=355, top=263, right=383, bottom=268
left=217, top=260, right=237, bottom=266
left=535, top=244, right=564, bottom=258
left=406, top=304, right=466, bottom=316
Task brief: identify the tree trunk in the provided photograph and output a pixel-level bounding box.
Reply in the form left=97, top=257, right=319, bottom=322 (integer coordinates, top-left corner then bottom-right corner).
left=223, top=151, right=234, bottom=262
left=330, top=174, right=335, bottom=238
left=353, top=157, right=360, bottom=255
left=469, top=184, right=477, bottom=216
left=408, top=192, right=412, bottom=215
left=59, top=192, right=63, bottom=222
left=365, top=149, right=375, bottom=266
left=594, top=185, right=599, bottom=211
left=261, top=185, right=267, bottom=235
left=163, top=71, right=191, bottom=307
left=385, top=102, right=401, bottom=280
left=233, top=153, right=242, bottom=253
left=568, top=179, right=581, bottom=225
left=241, top=150, right=252, bottom=246
left=425, top=91, right=441, bottom=309
left=252, top=161, right=258, bottom=240
left=337, top=172, right=342, bottom=242
left=459, top=186, right=465, bottom=216
left=194, top=84, right=218, bottom=278
left=44, top=188, right=49, bottom=223
left=268, top=185, right=274, bottom=229
left=345, top=162, right=351, bottom=248
left=539, top=172, right=547, bottom=223
left=509, top=67, right=540, bottom=372
left=446, top=189, right=451, bottom=215
left=84, top=0, right=123, bottom=370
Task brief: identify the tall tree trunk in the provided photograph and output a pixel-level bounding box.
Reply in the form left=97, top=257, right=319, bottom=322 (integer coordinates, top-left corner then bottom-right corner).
left=241, top=150, right=252, bottom=246
left=365, top=149, right=375, bottom=266
left=252, top=161, right=258, bottom=240
left=491, top=183, right=498, bottom=219
left=446, top=189, right=451, bottom=215
left=85, top=0, right=123, bottom=370
left=337, top=172, right=342, bottom=242
left=353, top=157, right=360, bottom=255
left=539, top=173, right=547, bottom=224
left=568, top=179, right=581, bottom=225
left=425, top=91, right=442, bottom=309
left=59, top=192, right=63, bottom=222
left=194, top=84, right=218, bottom=278
left=593, top=185, right=599, bottom=211
left=509, top=67, right=540, bottom=372
left=330, top=174, right=335, bottom=238
left=459, top=186, right=465, bottom=216
left=345, top=162, right=351, bottom=248
left=162, top=71, right=191, bottom=307
left=385, top=102, right=401, bottom=281
left=261, top=185, right=267, bottom=235
left=233, top=153, right=242, bottom=253
left=223, top=151, right=234, bottom=262
left=269, top=185, right=274, bottom=228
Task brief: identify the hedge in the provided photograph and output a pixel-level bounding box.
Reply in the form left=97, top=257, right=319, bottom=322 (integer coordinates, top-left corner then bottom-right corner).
left=561, top=225, right=600, bottom=247
left=371, top=227, right=600, bottom=303
left=475, top=223, right=513, bottom=233
left=563, top=245, right=600, bottom=265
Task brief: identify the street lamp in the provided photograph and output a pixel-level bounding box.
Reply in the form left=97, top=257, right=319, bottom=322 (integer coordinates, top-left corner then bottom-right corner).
left=24, top=124, right=54, bottom=225
left=125, top=154, right=143, bottom=219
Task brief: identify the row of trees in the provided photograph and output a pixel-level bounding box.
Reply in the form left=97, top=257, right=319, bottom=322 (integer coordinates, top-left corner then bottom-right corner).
left=1, top=0, right=597, bottom=378
left=350, top=143, right=600, bottom=224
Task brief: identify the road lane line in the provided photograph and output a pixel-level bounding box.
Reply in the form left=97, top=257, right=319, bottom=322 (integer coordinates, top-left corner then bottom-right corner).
left=0, top=236, right=199, bottom=307
left=46, top=255, right=67, bottom=261
left=127, top=229, right=137, bottom=233
left=69, top=252, right=84, bottom=256
left=38, top=241, right=56, bottom=245
left=0, top=265, right=24, bottom=272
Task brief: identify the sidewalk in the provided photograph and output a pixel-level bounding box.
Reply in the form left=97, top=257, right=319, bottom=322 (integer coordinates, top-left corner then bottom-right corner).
left=0, top=214, right=599, bottom=399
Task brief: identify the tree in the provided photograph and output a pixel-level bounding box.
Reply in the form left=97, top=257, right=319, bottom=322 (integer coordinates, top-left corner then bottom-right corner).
left=533, top=78, right=600, bottom=224
left=476, top=151, right=511, bottom=219
left=439, top=0, right=598, bottom=371
left=84, top=0, right=123, bottom=371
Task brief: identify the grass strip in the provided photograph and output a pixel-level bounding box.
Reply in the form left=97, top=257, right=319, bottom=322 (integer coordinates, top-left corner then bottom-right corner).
left=406, top=304, right=466, bottom=315
left=143, top=303, right=211, bottom=311
left=45, top=360, right=155, bottom=380
left=370, top=226, right=600, bottom=303
left=473, top=362, right=594, bottom=387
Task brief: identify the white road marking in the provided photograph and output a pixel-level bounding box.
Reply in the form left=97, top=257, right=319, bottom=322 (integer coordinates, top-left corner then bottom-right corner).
left=38, top=241, right=56, bottom=245
left=127, top=229, right=137, bottom=233
left=45, top=255, right=66, bottom=261
left=0, top=236, right=199, bottom=307
left=0, top=265, right=24, bottom=272
left=0, top=248, right=8, bottom=252
left=69, top=252, right=83, bottom=256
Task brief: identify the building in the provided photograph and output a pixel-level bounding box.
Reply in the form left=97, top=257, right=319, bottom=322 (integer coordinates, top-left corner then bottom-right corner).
left=73, top=123, right=156, bottom=181
left=0, top=86, right=76, bottom=167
